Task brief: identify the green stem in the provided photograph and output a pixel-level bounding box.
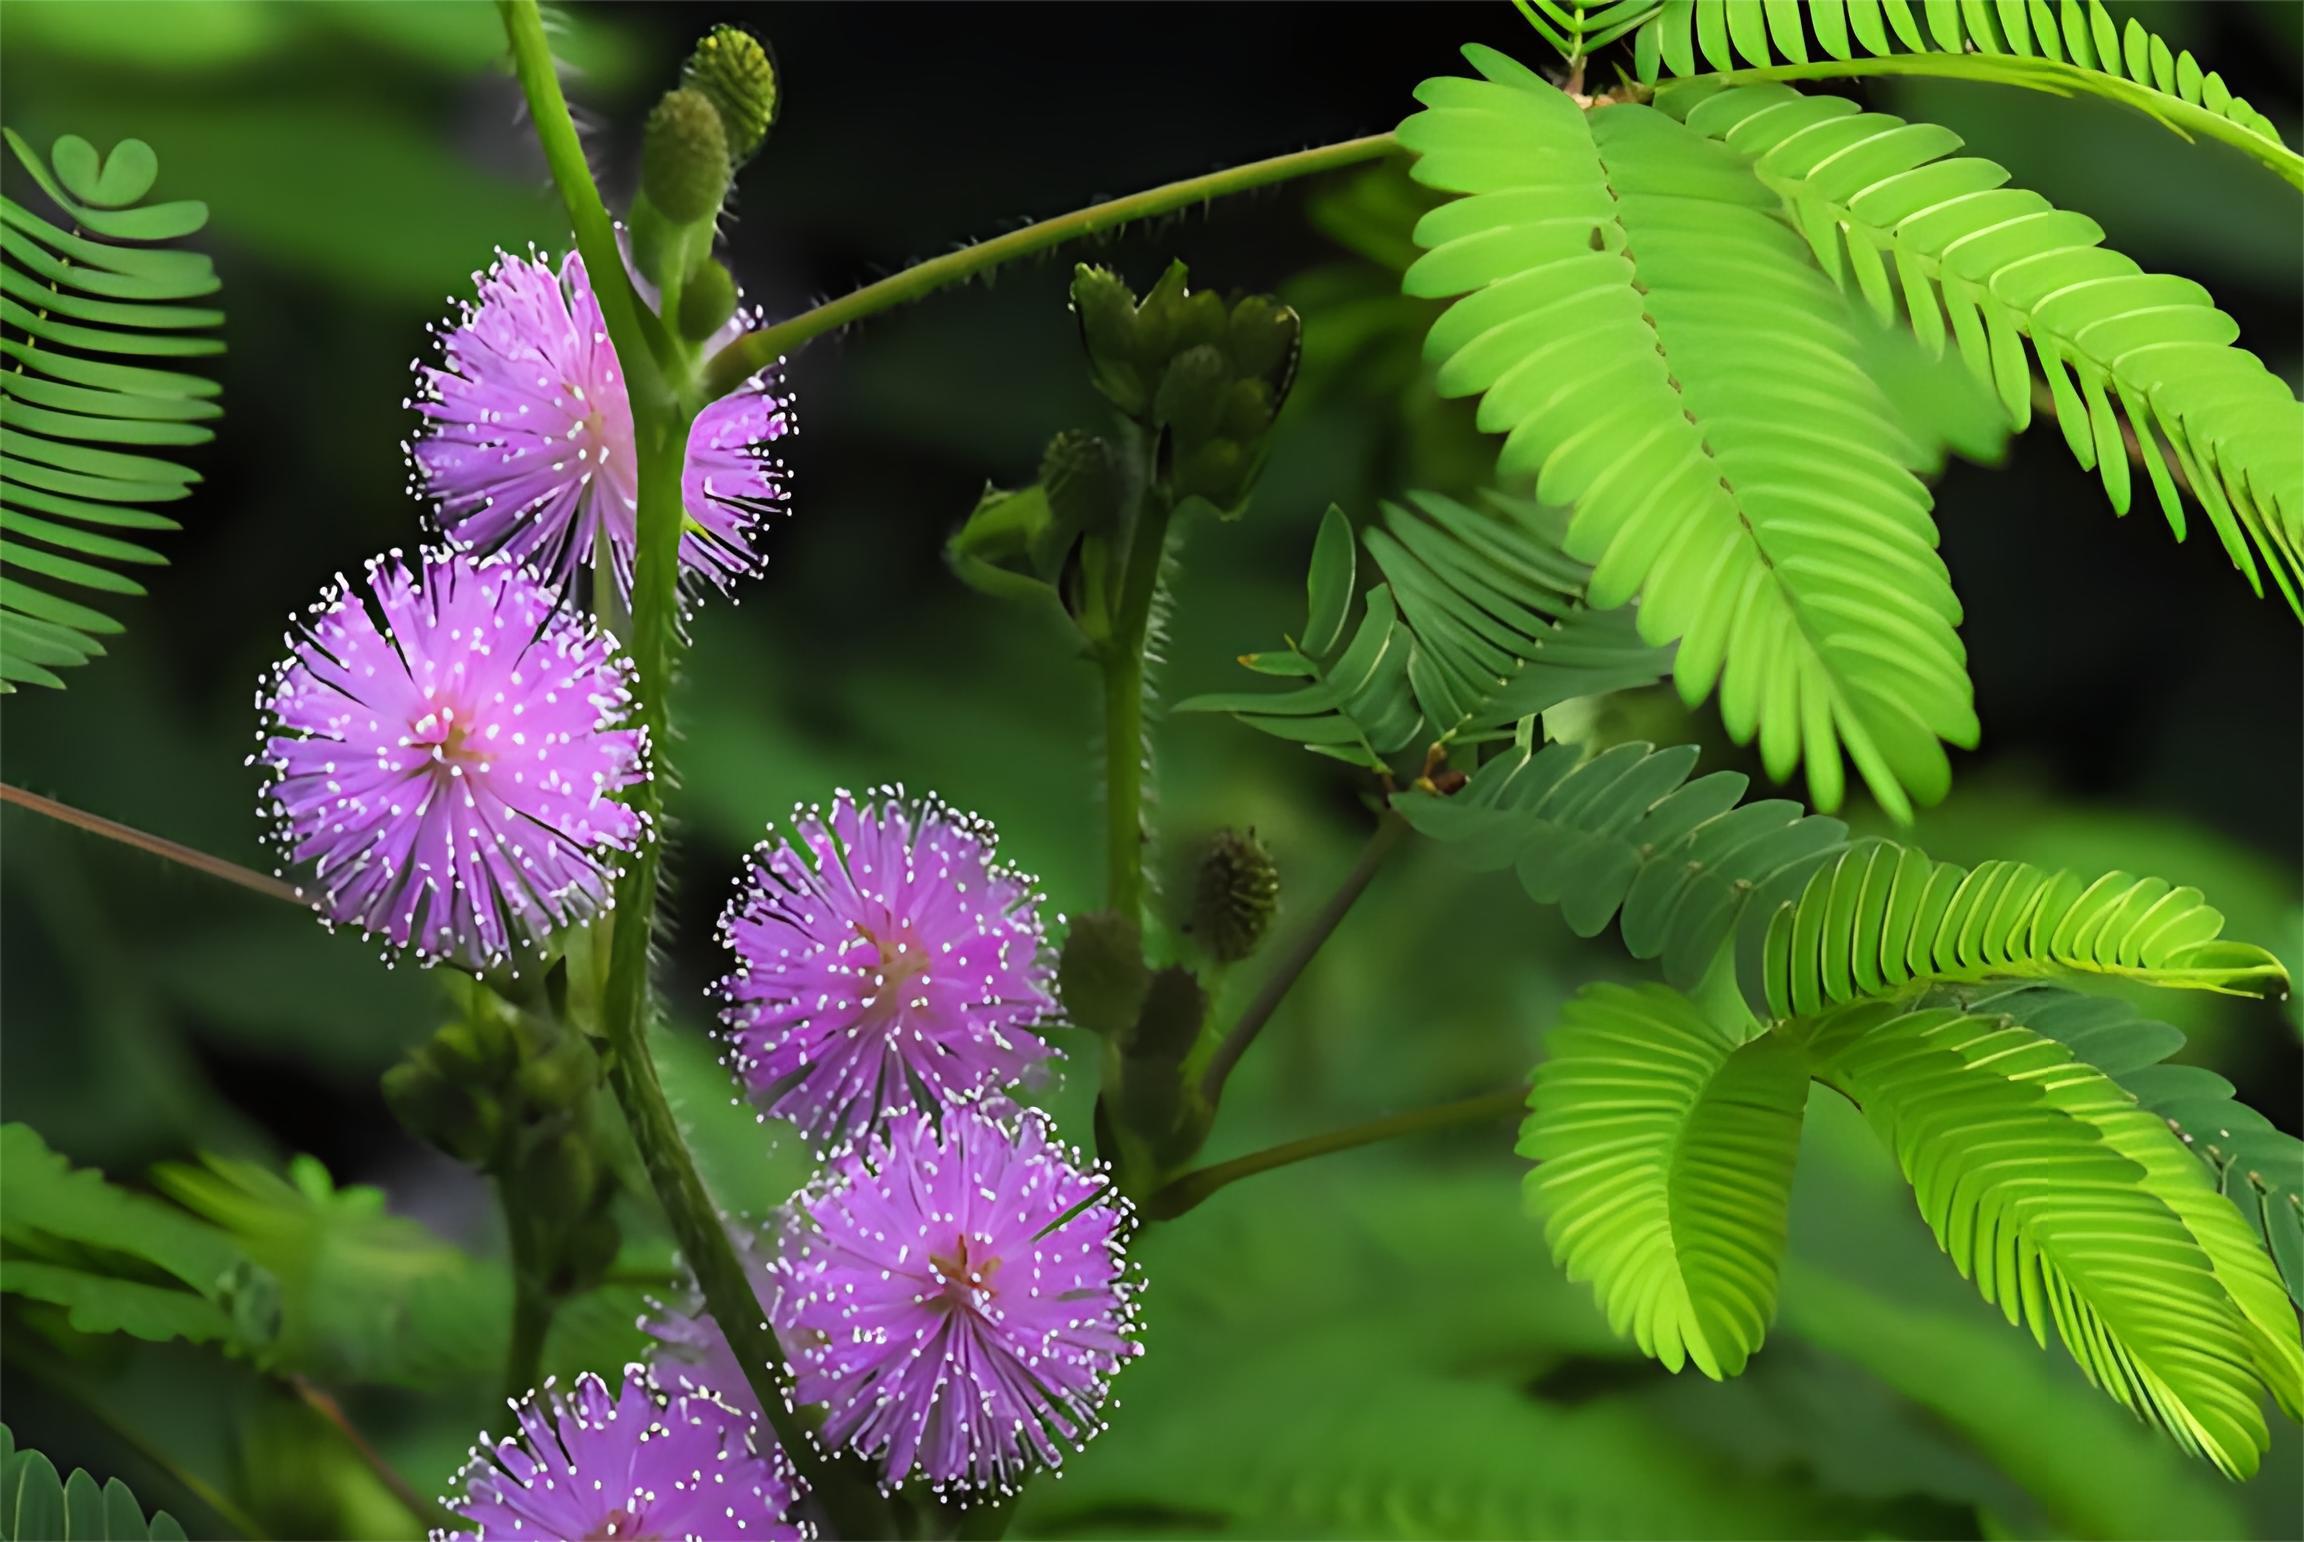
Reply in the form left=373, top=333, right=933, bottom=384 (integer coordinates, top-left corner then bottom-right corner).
left=1690, top=55, right=2304, bottom=190
left=1, top=780, right=302, bottom=907
left=1100, top=486, right=1176, bottom=923
left=698, top=132, right=1401, bottom=399
left=501, top=1186, right=552, bottom=1403
left=1200, top=809, right=1408, bottom=1105
left=289, top=1375, right=453, bottom=1533
left=1144, top=1085, right=1526, bottom=1220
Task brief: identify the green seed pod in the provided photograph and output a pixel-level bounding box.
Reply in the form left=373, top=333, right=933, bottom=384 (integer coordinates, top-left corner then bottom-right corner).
left=679, top=258, right=739, bottom=341
left=1189, top=829, right=1280, bottom=963
left=1072, top=264, right=1147, bottom=414
left=1126, top=964, right=1208, bottom=1061
left=642, top=88, right=730, bottom=224
left=1153, top=344, right=1233, bottom=445
left=1058, top=909, right=1148, bottom=1036
left=1041, top=430, right=1126, bottom=538
left=685, top=24, right=779, bottom=164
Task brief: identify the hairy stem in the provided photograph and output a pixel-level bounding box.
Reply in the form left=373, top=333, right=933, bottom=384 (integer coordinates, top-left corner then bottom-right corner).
left=500, top=1183, right=553, bottom=1403
left=1145, top=1085, right=1526, bottom=1220
left=289, top=1376, right=451, bottom=1532
left=698, top=133, right=1401, bottom=398
left=1200, top=809, right=1408, bottom=1104
left=0, top=781, right=302, bottom=907
left=1100, top=490, right=1175, bottom=923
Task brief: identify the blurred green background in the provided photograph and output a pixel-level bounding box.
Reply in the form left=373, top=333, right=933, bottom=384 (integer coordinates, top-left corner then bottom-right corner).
left=1, top=2, right=2298, bottom=1536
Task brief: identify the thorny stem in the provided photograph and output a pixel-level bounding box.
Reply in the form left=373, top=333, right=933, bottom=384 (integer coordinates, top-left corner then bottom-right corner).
left=0, top=781, right=302, bottom=906
left=1144, top=1085, right=1527, bottom=1220
left=496, top=8, right=891, bottom=1533
left=289, top=1375, right=454, bottom=1533
left=698, top=133, right=1402, bottom=398
left=1101, top=488, right=1176, bottom=924
left=1200, top=809, right=1410, bottom=1105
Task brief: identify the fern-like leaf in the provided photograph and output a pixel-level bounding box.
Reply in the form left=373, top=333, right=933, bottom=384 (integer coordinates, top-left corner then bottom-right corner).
left=1400, top=48, right=1974, bottom=818
left=1632, top=1, right=2302, bottom=186
left=1957, top=983, right=2304, bottom=1307
left=1669, top=83, right=2304, bottom=613
left=1800, top=1001, right=2304, bottom=1477
left=1522, top=982, right=1808, bottom=1378
left=1395, top=738, right=1847, bottom=986
left=0, top=1427, right=187, bottom=1542
left=1743, top=839, right=2291, bottom=1019
left=1513, top=0, right=1661, bottom=62
left=0, top=128, right=221, bottom=691
left=1179, top=491, right=1671, bottom=769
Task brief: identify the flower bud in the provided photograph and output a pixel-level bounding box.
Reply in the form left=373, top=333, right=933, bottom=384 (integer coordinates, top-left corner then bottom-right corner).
left=1153, top=344, right=1233, bottom=445
left=514, top=1031, right=599, bottom=1119
left=1072, top=264, right=1148, bottom=415
left=1041, top=430, right=1126, bottom=538
left=1188, top=829, right=1279, bottom=963
left=1225, top=294, right=1301, bottom=387
left=1125, top=964, right=1207, bottom=1062
left=678, top=258, right=739, bottom=341
left=1172, top=437, right=1250, bottom=510
left=642, top=88, right=730, bottom=224
left=1058, top=909, right=1148, bottom=1035
left=1220, top=377, right=1276, bottom=441
left=518, top=1130, right=600, bottom=1230
left=684, top=24, right=779, bottom=165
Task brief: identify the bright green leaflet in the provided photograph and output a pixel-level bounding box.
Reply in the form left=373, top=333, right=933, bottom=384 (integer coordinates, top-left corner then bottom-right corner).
left=1399, top=46, right=1973, bottom=819
left=0, top=1426, right=188, bottom=1542
left=1628, top=0, right=2304, bottom=189
left=0, top=129, right=221, bottom=690
left=1666, top=81, right=2304, bottom=614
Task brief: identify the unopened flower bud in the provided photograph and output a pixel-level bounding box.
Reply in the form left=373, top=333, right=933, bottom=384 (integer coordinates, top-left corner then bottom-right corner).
left=1189, top=829, right=1279, bottom=963
left=1041, top=430, right=1126, bottom=538
left=514, top=1031, right=599, bottom=1118
left=679, top=258, right=739, bottom=341
left=1225, top=294, right=1301, bottom=386
left=519, top=1131, right=600, bottom=1229
left=1153, top=345, right=1233, bottom=445
left=1125, top=964, right=1207, bottom=1062
left=1058, top=910, right=1148, bottom=1035
left=1072, top=265, right=1148, bottom=414
left=1220, top=377, right=1276, bottom=441
left=642, top=88, right=730, bottom=224
left=684, top=24, right=779, bottom=165
left=1172, top=437, right=1250, bottom=509
left=1172, top=289, right=1229, bottom=355
left=382, top=1056, right=501, bottom=1167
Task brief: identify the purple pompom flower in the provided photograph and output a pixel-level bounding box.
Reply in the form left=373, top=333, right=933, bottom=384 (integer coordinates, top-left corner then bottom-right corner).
left=769, top=1103, right=1141, bottom=1494
left=437, top=1365, right=807, bottom=1540
left=407, top=248, right=792, bottom=604
left=716, top=788, right=1058, bottom=1148
left=254, top=548, right=648, bottom=967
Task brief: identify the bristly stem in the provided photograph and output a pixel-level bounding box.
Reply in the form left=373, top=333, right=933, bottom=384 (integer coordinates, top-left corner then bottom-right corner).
left=0, top=781, right=302, bottom=907
left=1101, top=488, right=1176, bottom=924
left=697, top=132, right=1401, bottom=399
left=1200, top=808, right=1408, bottom=1105
left=1144, top=1085, right=1526, bottom=1220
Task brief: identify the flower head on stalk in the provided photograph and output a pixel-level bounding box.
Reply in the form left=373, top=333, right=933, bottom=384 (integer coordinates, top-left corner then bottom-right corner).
left=253, top=548, right=648, bottom=968
left=435, top=1365, right=808, bottom=1540
left=715, top=788, right=1059, bottom=1149
left=768, top=1103, right=1140, bottom=1494
left=406, top=247, right=792, bottom=604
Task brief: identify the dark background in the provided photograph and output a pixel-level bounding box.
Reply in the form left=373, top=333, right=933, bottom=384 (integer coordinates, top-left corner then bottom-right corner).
left=2, top=3, right=2299, bottom=1536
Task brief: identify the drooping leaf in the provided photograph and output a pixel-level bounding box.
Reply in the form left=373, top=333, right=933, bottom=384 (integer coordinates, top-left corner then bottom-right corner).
left=1742, top=839, right=2291, bottom=1020
left=1668, top=83, right=2304, bottom=614
left=0, top=128, right=221, bottom=691
left=1632, top=0, right=2303, bottom=187
left=1400, top=50, right=1974, bottom=818
left=1395, top=738, right=1847, bottom=987
left=1523, top=982, right=1809, bottom=1378
left=1798, top=1001, right=2304, bottom=1477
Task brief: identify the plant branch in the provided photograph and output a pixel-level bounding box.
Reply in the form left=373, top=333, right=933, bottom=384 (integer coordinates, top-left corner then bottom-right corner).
left=0, top=781, right=303, bottom=907
left=1145, top=1085, right=1526, bottom=1220
left=1100, top=487, right=1176, bottom=923
left=1200, top=808, right=1409, bottom=1105
left=698, top=132, right=1401, bottom=398
left=289, top=1375, right=453, bottom=1533
left=1692, top=55, right=2304, bottom=190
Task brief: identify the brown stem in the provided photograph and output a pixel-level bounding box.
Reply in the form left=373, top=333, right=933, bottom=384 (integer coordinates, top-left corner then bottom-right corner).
left=0, top=781, right=302, bottom=907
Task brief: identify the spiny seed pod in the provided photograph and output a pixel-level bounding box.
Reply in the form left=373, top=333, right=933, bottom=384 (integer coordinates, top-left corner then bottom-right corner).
left=642, top=88, right=730, bottom=223
left=679, top=258, right=739, bottom=341
left=1041, top=429, right=1126, bottom=538
left=685, top=24, right=779, bottom=164
left=1126, top=964, right=1208, bottom=1061
left=1058, top=909, right=1149, bottom=1036
left=1190, top=828, right=1280, bottom=963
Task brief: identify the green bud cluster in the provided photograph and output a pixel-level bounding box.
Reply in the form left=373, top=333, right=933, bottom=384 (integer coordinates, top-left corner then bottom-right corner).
left=684, top=24, right=778, bottom=165
left=1187, top=827, right=1280, bottom=963
left=641, top=88, right=730, bottom=223
left=1069, top=261, right=1300, bottom=514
